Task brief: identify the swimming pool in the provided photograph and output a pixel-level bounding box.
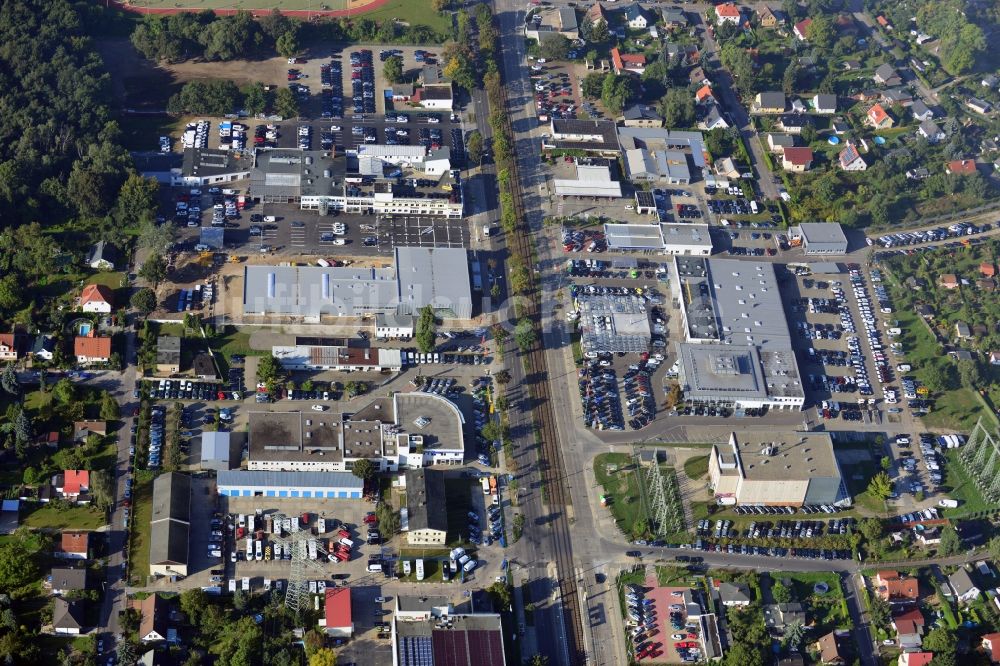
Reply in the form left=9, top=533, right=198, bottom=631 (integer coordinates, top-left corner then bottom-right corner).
left=78, top=323, right=91, bottom=336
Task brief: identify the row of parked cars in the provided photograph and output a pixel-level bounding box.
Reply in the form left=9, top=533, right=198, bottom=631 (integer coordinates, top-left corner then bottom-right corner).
left=873, top=222, right=989, bottom=247
left=150, top=379, right=230, bottom=402
left=624, top=363, right=657, bottom=430
left=467, top=505, right=502, bottom=547
left=742, top=517, right=855, bottom=540
left=848, top=269, right=886, bottom=395
left=148, top=405, right=166, bottom=469
left=472, top=377, right=496, bottom=467
left=349, top=49, right=377, bottom=115
left=733, top=503, right=842, bottom=515
left=626, top=585, right=666, bottom=662
left=579, top=362, right=624, bottom=431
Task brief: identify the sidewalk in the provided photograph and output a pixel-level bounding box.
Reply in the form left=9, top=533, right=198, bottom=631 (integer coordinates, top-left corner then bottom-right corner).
left=511, top=564, right=540, bottom=662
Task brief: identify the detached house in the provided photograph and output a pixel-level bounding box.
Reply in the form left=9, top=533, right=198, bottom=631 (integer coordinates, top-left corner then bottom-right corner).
left=86, top=241, right=119, bottom=270
left=49, top=567, right=88, bottom=596
left=623, top=3, right=651, bottom=28
left=0, top=334, right=18, bottom=362
left=622, top=104, right=663, bottom=127
left=610, top=48, right=646, bottom=75
left=793, top=18, right=812, bottom=40
left=898, top=654, right=934, bottom=666
left=661, top=7, right=688, bottom=29
left=946, top=160, right=977, bottom=176
left=948, top=567, right=981, bottom=604
left=939, top=274, right=960, bottom=290
left=752, top=91, right=786, bottom=114
left=586, top=2, right=607, bottom=26
left=699, top=106, right=730, bottom=130
left=813, top=631, right=847, bottom=664
left=918, top=120, right=945, bottom=143
left=967, top=97, right=992, bottom=114
left=138, top=595, right=170, bottom=643
left=839, top=143, right=868, bottom=171
left=911, top=100, right=934, bottom=121
left=874, top=571, right=920, bottom=606
left=695, top=85, right=716, bottom=105
left=813, top=94, right=837, bottom=114
left=54, top=470, right=90, bottom=501
left=756, top=3, right=780, bottom=27
left=778, top=114, right=811, bottom=134
left=874, top=63, right=902, bottom=87
left=716, top=581, right=751, bottom=607
left=74, top=335, right=112, bottom=366
left=892, top=607, right=926, bottom=650
left=782, top=147, right=814, bottom=172
left=52, top=598, right=86, bottom=635
left=715, top=2, right=742, bottom=25
left=867, top=104, right=895, bottom=129
left=80, top=284, right=114, bottom=314
left=56, top=532, right=90, bottom=560
left=981, top=633, right=1000, bottom=663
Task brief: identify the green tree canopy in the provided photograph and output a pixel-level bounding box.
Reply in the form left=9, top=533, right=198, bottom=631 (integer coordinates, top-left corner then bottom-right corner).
left=138, top=254, right=168, bottom=287
left=131, top=288, right=157, bottom=315
left=352, top=458, right=376, bottom=481
left=274, top=87, right=300, bottom=119
left=415, top=305, right=437, bottom=353
left=383, top=55, right=404, bottom=84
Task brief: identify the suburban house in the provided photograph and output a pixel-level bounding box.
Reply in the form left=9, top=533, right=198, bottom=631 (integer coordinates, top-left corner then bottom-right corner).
left=49, top=567, right=88, bottom=595
left=939, top=274, right=960, bottom=290
left=155, top=336, right=181, bottom=375
left=782, top=147, right=814, bottom=172
left=80, top=284, right=114, bottom=314
left=138, top=595, right=169, bottom=643
left=967, top=97, right=992, bottom=114
left=699, top=106, right=729, bottom=130
left=56, top=532, right=89, bottom=560
left=874, top=571, right=919, bottom=606
left=874, top=63, right=902, bottom=87
left=73, top=421, right=107, bottom=442
left=981, top=633, right=1000, bottom=663
left=812, top=631, right=847, bottom=664
left=715, top=2, right=742, bottom=24
left=793, top=17, right=812, bottom=40
left=0, top=333, right=19, bottom=362
left=610, top=48, right=646, bottom=75
left=622, top=104, right=663, bottom=127
left=813, top=94, right=837, bottom=114
left=914, top=526, right=942, bottom=545
left=752, top=91, right=786, bottom=114
left=74, top=335, right=112, bottom=365
left=838, top=143, right=867, bottom=171
left=192, top=353, right=217, bottom=380
left=85, top=241, right=118, bottom=270
left=763, top=603, right=806, bottom=631
left=30, top=335, right=54, bottom=361
left=623, top=3, right=652, bottom=28
left=695, top=85, right=716, bottom=105
left=716, top=581, right=751, bottom=607
left=661, top=7, right=688, bottom=29
left=946, top=159, right=977, bottom=176
left=911, top=100, right=934, bottom=121
left=892, top=607, right=926, bottom=650
left=898, top=654, right=933, bottom=666
left=54, top=470, right=90, bottom=501
left=756, top=3, right=780, bottom=27
left=882, top=88, right=914, bottom=106
left=981, top=262, right=997, bottom=277
left=918, top=120, right=945, bottom=143
left=586, top=2, right=607, bottom=26
left=777, top=113, right=811, bottom=134
left=767, top=133, right=796, bottom=152
left=52, top=598, right=86, bottom=635
left=948, top=567, right=981, bottom=604
left=867, top=104, right=895, bottom=129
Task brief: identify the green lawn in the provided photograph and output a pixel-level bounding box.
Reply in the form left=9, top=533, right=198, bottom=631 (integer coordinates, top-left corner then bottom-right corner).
left=89, top=271, right=126, bottom=289
left=127, top=474, right=155, bottom=586
left=594, top=453, right=647, bottom=538
left=781, top=571, right=850, bottom=632
left=683, top=455, right=709, bottom=481
left=941, top=448, right=995, bottom=517
left=396, top=557, right=446, bottom=583
left=22, top=504, right=106, bottom=530
left=207, top=326, right=262, bottom=373
left=920, top=387, right=990, bottom=432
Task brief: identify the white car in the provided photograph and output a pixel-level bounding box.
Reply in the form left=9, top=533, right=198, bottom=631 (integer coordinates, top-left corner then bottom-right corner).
left=330, top=125, right=341, bottom=131
left=332, top=223, right=346, bottom=234
left=331, top=239, right=346, bottom=245
left=311, top=404, right=327, bottom=411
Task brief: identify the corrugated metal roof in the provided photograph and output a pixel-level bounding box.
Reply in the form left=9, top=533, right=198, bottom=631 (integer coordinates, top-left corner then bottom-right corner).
left=217, top=470, right=363, bottom=489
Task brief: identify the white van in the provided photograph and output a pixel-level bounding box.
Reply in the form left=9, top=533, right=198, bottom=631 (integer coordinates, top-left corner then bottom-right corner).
left=263, top=215, right=277, bottom=223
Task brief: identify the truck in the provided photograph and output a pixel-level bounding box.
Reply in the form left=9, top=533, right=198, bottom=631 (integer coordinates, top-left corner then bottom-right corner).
left=339, top=538, right=354, bottom=549
left=416, top=559, right=425, bottom=581
left=481, top=477, right=491, bottom=495
left=242, top=577, right=250, bottom=592
left=938, top=499, right=959, bottom=508
left=750, top=200, right=759, bottom=215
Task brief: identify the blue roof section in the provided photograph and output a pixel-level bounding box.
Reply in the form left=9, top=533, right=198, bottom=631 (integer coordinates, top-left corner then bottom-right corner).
left=217, top=470, right=364, bottom=489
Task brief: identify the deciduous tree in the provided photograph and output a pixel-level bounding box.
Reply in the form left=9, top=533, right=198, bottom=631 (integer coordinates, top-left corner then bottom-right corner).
left=383, top=55, right=404, bottom=84
left=131, top=288, right=157, bottom=315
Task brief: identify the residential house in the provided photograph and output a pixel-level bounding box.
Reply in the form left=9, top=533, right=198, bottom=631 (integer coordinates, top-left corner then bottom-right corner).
left=80, top=284, right=114, bottom=314
left=52, top=598, right=86, bottom=635
left=688, top=65, right=708, bottom=85
left=980, top=262, right=996, bottom=277
left=756, top=3, right=780, bottom=27
left=763, top=603, right=806, bottom=632
left=875, top=15, right=891, bottom=29
left=699, top=106, right=729, bottom=130
left=911, top=100, right=934, bottom=121
left=973, top=323, right=989, bottom=338
left=793, top=18, right=812, bottom=41
left=695, top=85, right=715, bottom=105
left=981, top=633, right=1000, bottom=663
left=976, top=278, right=996, bottom=293
left=73, top=421, right=107, bottom=442
left=715, top=157, right=742, bottom=179
left=390, top=83, right=413, bottom=102
left=30, top=335, right=54, bottom=361
left=948, top=567, right=981, bottom=604
left=610, top=48, right=646, bottom=75
left=715, top=2, right=742, bottom=25
left=586, top=2, right=607, bottom=26
left=898, top=654, right=933, bottom=666
left=767, top=133, right=796, bottom=153
left=192, top=353, right=217, bottom=380
left=812, top=631, right=847, bottom=664
left=882, top=88, right=914, bottom=107
left=991, top=351, right=1000, bottom=366
left=831, top=118, right=850, bottom=134
left=892, top=607, right=926, bottom=650
left=36, top=431, right=59, bottom=449
left=0, top=333, right=18, bottom=362
left=86, top=241, right=119, bottom=270
left=661, top=7, right=688, bottom=29
left=49, top=567, right=88, bottom=595
left=874, top=63, right=902, bottom=87
left=843, top=59, right=862, bottom=71
left=138, top=595, right=169, bottom=643
left=813, top=94, right=837, bottom=114
left=867, top=104, right=895, bottom=129
left=777, top=655, right=805, bottom=666
left=56, top=532, right=90, bottom=560
left=956, top=322, right=973, bottom=339
left=156, top=336, right=181, bottom=375
left=54, top=470, right=90, bottom=501
left=623, top=3, right=651, bottom=28
left=939, top=274, right=960, bottom=290
left=967, top=97, right=992, bottom=114
left=946, top=159, right=977, bottom=176
left=752, top=91, right=786, bottom=114
left=782, top=147, right=814, bottom=172
left=918, top=119, right=945, bottom=143
left=874, top=571, right=920, bottom=606
left=914, top=526, right=942, bottom=545
left=982, top=74, right=998, bottom=88
left=74, top=335, right=112, bottom=365
left=907, top=168, right=931, bottom=180
left=778, top=114, right=811, bottom=134
left=716, top=581, right=751, bottom=607
left=917, top=304, right=935, bottom=319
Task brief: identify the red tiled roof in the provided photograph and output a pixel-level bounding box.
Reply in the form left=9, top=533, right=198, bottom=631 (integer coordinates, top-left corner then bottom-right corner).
left=60, top=532, right=89, bottom=555
left=620, top=53, right=646, bottom=66
left=902, top=653, right=934, bottom=666
left=62, top=470, right=89, bottom=495
left=325, top=587, right=352, bottom=629
left=0, top=333, right=14, bottom=350
left=868, top=104, right=890, bottom=125
left=74, top=336, right=111, bottom=359
left=783, top=147, right=814, bottom=166
left=717, top=2, right=741, bottom=18
left=982, top=632, right=1000, bottom=662
left=795, top=18, right=813, bottom=36
left=696, top=85, right=714, bottom=102
left=947, top=159, right=977, bottom=175
left=610, top=47, right=624, bottom=72
left=81, top=284, right=114, bottom=306
left=876, top=15, right=889, bottom=26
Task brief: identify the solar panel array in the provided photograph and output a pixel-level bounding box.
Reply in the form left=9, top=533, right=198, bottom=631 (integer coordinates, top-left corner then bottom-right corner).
left=399, top=636, right=433, bottom=666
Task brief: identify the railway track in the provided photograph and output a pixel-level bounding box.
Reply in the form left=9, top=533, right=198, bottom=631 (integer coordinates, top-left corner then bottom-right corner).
left=491, top=52, right=587, bottom=665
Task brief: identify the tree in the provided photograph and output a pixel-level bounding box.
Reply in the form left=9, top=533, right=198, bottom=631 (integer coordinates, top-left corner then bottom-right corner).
left=0, top=275, right=23, bottom=314
left=491, top=324, right=508, bottom=346
left=806, top=14, right=835, bottom=50
left=782, top=62, right=799, bottom=95
left=13, top=408, right=31, bottom=446
left=600, top=74, right=634, bottom=116
left=180, top=588, right=209, bottom=626
left=303, top=628, right=326, bottom=657
left=100, top=391, right=120, bottom=421
left=432, top=0, right=450, bottom=10
left=89, top=469, right=114, bottom=512
left=880, top=456, right=891, bottom=471
left=137, top=217, right=176, bottom=255
left=383, top=56, right=404, bottom=84
left=131, top=288, right=157, bottom=315
left=243, top=82, right=267, bottom=116
left=938, top=525, right=961, bottom=555
left=415, top=305, right=437, bottom=353
left=0, top=364, right=17, bottom=396
left=657, top=88, right=696, bottom=128
left=442, top=42, right=477, bottom=91
left=858, top=517, right=883, bottom=542
left=514, top=318, right=536, bottom=351
left=581, top=73, right=605, bottom=99
left=509, top=259, right=531, bottom=295
left=867, top=471, right=892, bottom=502
left=957, top=358, right=983, bottom=389
left=487, top=581, right=511, bottom=608
left=256, top=353, right=283, bottom=391
left=539, top=34, right=571, bottom=61
left=274, top=87, right=300, bottom=119
left=309, top=649, right=337, bottom=666
left=529, top=656, right=549, bottom=666
left=0, top=538, right=39, bottom=595
left=466, top=130, right=484, bottom=164
left=481, top=420, right=505, bottom=443
left=352, top=458, right=376, bottom=481
left=923, top=358, right=959, bottom=393
left=139, top=255, right=168, bottom=287
left=495, top=369, right=511, bottom=385
left=275, top=30, right=299, bottom=58
left=720, top=43, right=757, bottom=98
left=988, top=535, right=1000, bottom=562
left=783, top=620, right=806, bottom=652
left=771, top=581, right=792, bottom=603
left=923, top=626, right=957, bottom=654
left=116, top=174, right=159, bottom=227
left=376, top=500, right=400, bottom=536
left=868, top=594, right=890, bottom=630
left=53, top=378, right=76, bottom=405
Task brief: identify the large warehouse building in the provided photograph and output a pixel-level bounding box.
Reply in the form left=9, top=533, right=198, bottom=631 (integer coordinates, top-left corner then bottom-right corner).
left=670, top=256, right=804, bottom=411
left=243, top=246, right=473, bottom=320
left=708, top=432, right=850, bottom=507
left=392, top=597, right=506, bottom=666
left=149, top=472, right=190, bottom=577
left=272, top=342, right=402, bottom=372
left=604, top=222, right=713, bottom=255
left=246, top=392, right=465, bottom=473
left=216, top=471, right=364, bottom=499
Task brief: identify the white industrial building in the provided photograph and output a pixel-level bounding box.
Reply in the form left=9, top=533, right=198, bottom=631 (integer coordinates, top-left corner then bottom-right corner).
left=554, top=163, right=623, bottom=198
left=604, top=223, right=713, bottom=255
left=618, top=127, right=707, bottom=184
left=216, top=471, right=364, bottom=499
left=374, top=313, right=415, bottom=339
left=272, top=344, right=403, bottom=372
left=790, top=223, right=848, bottom=255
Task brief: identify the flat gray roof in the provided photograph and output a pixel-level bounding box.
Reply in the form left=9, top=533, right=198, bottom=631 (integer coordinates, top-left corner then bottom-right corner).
left=605, top=223, right=665, bottom=250
left=405, top=468, right=448, bottom=534
left=716, top=431, right=841, bottom=481
left=201, top=431, right=230, bottom=463
left=217, top=470, right=363, bottom=489
left=617, top=127, right=707, bottom=168
left=578, top=294, right=651, bottom=353
left=394, top=392, right=465, bottom=454
left=678, top=343, right=768, bottom=399
left=394, top=246, right=473, bottom=319
left=182, top=148, right=253, bottom=179
left=150, top=472, right=190, bottom=567
left=243, top=265, right=397, bottom=318
left=798, top=223, right=847, bottom=245
left=248, top=410, right=344, bottom=465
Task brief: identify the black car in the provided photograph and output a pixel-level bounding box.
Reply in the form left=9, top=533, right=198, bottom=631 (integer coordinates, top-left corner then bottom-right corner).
left=626, top=550, right=642, bottom=558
